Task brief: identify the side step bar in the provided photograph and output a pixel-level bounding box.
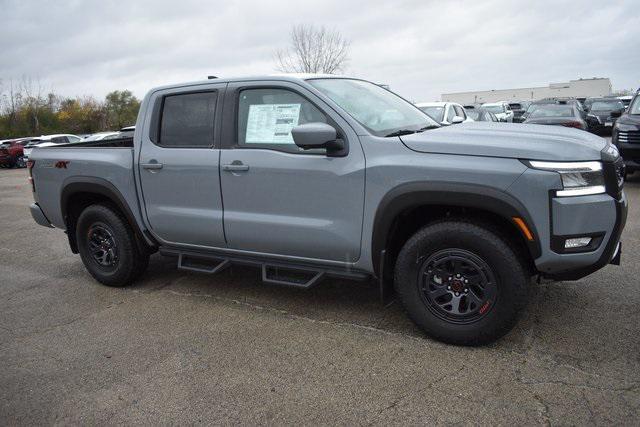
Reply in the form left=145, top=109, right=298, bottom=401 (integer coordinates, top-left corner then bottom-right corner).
left=164, top=249, right=369, bottom=289
left=178, top=253, right=230, bottom=275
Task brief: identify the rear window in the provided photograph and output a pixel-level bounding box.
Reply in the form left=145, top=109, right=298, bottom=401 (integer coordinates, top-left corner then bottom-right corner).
left=159, top=91, right=217, bottom=147
left=590, top=100, right=624, bottom=111
left=529, top=105, right=574, bottom=118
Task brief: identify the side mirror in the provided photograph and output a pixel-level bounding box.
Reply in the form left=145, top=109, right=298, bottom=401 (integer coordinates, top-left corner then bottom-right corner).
left=451, top=116, right=464, bottom=124
left=291, top=122, right=347, bottom=157
left=611, top=109, right=623, bottom=118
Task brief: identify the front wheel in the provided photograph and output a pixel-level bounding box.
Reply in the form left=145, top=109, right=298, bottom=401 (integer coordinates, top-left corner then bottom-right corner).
left=394, top=220, right=530, bottom=346
left=15, top=156, right=26, bottom=168
left=76, top=204, right=149, bottom=287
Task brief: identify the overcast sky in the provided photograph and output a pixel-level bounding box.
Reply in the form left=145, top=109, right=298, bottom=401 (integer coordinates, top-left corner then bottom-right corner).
left=1, top=0, right=638, bottom=102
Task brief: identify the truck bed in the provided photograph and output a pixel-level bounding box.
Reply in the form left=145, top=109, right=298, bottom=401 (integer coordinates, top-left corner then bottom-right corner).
left=30, top=140, right=140, bottom=230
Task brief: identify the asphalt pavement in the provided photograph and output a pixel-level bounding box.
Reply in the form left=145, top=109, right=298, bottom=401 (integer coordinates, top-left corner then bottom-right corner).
left=1, top=166, right=639, bottom=425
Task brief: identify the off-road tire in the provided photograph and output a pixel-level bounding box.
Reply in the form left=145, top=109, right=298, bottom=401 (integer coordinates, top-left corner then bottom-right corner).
left=76, top=204, right=149, bottom=287
left=394, top=220, right=529, bottom=346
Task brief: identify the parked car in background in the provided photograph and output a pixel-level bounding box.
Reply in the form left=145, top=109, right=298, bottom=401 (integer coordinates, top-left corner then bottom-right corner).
left=0, top=138, right=37, bottom=168
left=464, top=107, right=498, bottom=122
left=415, top=102, right=472, bottom=125
left=612, top=92, right=640, bottom=177
left=83, top=132, right=120, bottom=141
left=508, top=101, right=531, bottom=123
left=23, top=134, right=82, bottom=160
left=102, top=126, right=136, bottom=140
left=481, top=102, right=513, bottom=122
left=522, top=103, right=588, bottom=130
left=617, top=95, right=633, bottom=110
left=584, top=98, right=625, bottom=135
left=520, top=98, right=585, bottom=123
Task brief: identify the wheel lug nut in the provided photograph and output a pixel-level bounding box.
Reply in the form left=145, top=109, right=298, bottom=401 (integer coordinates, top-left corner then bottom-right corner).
left=456, top=274, right=461, bottom=278
left=455, top=292, right=459, bottom=296
left=447, top=286, right=451, bottom=290
left=464, top=289, right=468, bottom=293
left=464, top=279, right=468, bottom=283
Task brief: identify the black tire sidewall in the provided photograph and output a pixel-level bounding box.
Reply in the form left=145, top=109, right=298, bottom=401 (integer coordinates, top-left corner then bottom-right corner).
left=394, top=221, right=528, bottom=345
left=76, top=204, right=138, bottom=287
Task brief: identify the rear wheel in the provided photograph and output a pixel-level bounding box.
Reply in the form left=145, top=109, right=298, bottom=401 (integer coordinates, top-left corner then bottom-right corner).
left=394, top=220, right=529, bottom=346
left=76, top=204, right=149, bottom=287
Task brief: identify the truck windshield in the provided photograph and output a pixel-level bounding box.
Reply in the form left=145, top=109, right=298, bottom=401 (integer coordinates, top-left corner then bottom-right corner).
left=308, top=78, right=439, bottom=137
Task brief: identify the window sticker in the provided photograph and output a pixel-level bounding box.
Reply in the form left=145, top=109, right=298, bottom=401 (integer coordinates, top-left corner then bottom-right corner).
left=245, top=103, right=301, bottom=144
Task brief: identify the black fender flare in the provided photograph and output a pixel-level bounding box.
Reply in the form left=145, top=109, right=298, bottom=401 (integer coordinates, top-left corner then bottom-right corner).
left=60, top=177, right=155, bottom=252
left=371, top=182, right=542, bottom=277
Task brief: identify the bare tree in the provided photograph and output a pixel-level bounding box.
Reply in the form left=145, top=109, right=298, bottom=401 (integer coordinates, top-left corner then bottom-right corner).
left=275, top=24, right=350, bottom=74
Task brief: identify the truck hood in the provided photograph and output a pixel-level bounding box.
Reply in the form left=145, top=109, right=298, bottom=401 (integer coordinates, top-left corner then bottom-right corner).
left=400, top=122, right=607, bottom=161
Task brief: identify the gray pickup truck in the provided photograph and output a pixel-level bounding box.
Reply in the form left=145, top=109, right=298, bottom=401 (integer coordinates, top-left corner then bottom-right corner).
left=28, top=75, right=627, bottom=345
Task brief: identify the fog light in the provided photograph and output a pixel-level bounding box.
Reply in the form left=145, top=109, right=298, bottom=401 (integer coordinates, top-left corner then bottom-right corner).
left=565, top=237, right=592, bottom=249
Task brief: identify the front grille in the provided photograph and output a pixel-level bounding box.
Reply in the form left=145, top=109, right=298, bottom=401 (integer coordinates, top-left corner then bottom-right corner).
left=618, top=130, right=640, bottom=144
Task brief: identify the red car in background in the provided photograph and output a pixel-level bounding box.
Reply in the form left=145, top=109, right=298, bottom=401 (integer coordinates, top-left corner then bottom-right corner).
left=0, top=138, right=38, bottom=168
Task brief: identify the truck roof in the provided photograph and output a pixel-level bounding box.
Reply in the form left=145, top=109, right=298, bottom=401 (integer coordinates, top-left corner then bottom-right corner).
left=149, top=73, right=347, bottom=93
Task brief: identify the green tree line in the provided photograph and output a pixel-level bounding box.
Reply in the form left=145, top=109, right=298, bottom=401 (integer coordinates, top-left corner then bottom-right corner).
left=0, top=79, right=140, bottom=139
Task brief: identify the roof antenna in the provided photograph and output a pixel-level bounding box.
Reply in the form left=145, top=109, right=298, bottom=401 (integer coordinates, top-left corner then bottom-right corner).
left=207, top=75, right=218, bottom=79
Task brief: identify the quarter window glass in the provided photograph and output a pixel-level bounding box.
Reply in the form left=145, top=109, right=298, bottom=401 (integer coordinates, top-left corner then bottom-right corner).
left=454, top=105, right=465, bottom=118
left=237, top=88, right=327, bottom=147
left=159, top=92, right=217, bottom=147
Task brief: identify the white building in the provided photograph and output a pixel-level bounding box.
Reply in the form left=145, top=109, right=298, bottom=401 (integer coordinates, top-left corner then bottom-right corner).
left=441, top=78, right=612, bottom=104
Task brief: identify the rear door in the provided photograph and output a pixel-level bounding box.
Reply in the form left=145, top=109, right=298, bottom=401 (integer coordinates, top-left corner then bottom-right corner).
left=138, top=83, right=227, bottom=247
left=218, top=81, right=365, bottom=262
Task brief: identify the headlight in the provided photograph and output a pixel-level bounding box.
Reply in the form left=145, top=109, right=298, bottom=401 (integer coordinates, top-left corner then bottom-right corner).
left=614, top=122, right=638, bottom=132
left=528, top=160, right=605, bottom=197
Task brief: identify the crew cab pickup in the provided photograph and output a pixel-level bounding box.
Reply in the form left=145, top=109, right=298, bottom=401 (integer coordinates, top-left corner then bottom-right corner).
left=28, top=75, right=627, bottom=345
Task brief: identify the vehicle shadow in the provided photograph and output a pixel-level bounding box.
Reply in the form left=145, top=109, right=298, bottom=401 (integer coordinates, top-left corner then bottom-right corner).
left=131, top=253, right=591, bottom=350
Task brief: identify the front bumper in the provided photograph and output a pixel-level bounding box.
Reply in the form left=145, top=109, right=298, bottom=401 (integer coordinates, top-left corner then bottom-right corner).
left=30, top=203, right=54, bottom=228
left=543, top=192, right=627, bottom=281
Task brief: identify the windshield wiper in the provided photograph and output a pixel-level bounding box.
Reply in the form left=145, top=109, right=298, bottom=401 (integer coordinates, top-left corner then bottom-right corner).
left=384, top=129, right=418, bottom=137
left=416, top=125, right=440, bottom=132
left=384, top=125, right=440, bottom=137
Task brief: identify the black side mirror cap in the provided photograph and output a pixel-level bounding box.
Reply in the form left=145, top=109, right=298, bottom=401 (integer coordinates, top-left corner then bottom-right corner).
left=291, top=122, right=348, bottom=157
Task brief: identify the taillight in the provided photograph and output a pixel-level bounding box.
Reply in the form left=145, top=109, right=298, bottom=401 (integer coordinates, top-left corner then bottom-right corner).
left=562, top=121, right=584, bottom=129
left=27, top=160, right=35, bottom=192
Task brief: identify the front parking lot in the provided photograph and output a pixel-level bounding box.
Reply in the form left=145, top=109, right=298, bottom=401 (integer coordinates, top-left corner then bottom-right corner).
left=1, top=167, right=639, bottom=424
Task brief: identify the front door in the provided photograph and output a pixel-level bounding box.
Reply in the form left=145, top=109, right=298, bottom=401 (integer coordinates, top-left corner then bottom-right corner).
left=138, top=83, right=227, bottom=248
left=219, top=82, right=365, bottom=262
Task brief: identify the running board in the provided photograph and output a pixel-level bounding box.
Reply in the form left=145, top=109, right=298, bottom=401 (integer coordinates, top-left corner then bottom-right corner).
left=165, top=248, right=369, bottom=289
left=178, top=253, right=230, bottom=274
left=262, top=264, right=324, bottom=289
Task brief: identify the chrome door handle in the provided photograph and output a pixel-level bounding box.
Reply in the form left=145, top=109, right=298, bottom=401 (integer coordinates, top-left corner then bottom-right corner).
left=141, top=162, right=163, bottom=170
left=222, top=163, right=249, bottom=172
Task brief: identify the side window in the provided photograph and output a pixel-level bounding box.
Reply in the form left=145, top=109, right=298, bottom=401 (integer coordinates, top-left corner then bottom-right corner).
left=237, top=88, right=328, bottom=150
left=67, top=135, right=82, bottom=143
left=159, top=91, right=217, bottom=147
left=446, top=105, right=456, bottom=122
left=51, top=137, right=67, bottom=144
left=454, top=105, right=465, bottom=118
